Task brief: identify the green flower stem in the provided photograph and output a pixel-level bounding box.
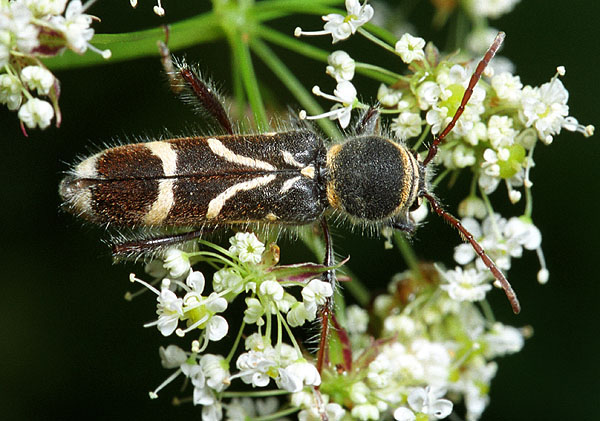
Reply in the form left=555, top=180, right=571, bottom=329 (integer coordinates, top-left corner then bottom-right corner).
left=412, top=124, right=432, bottom=151
left=393, top=231, right=422, bottom=279
left=361, top=22, right=398, bottom=46
left=355, top=62, right=404, bottom=84
left=226, top=320, right=247, bottom=363
left=524, top=143, right=536, bottom=218
left=221, top=389, right=290, bottom=398
left=249, top=35, right=341, bottom=139
left=44, top=12, right=223, bottom=70
left=251, top=0, right=342, bottom=21
left=358, top=27, right=397, bottom=55
left=256, top=25, right=329, bottom=62
left=230, top=31, right=269, bottom=131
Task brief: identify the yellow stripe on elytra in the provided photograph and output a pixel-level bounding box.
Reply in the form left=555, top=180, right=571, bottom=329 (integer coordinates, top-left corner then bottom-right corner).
left=207, top=137, right=276, bottom=171
left=146, top=141, right=178, bottom=176
left=206, top=175, right=276, bottom=219
left=143, top=179, right=175, bottom=225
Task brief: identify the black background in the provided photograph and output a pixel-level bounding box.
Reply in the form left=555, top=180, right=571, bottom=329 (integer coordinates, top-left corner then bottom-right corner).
left=1, top=1, right=598, bottom=419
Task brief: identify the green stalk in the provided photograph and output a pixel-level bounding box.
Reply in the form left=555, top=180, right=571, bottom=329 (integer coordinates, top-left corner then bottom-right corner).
left=249, top=35, right=341, bottom=139
left=358, top=27, right=397, bottom=55
left=231, top=32, right=269, bottom=130
left=45, top=12, right=223, bottom=70
left=393, top=232, right=422, bottom=280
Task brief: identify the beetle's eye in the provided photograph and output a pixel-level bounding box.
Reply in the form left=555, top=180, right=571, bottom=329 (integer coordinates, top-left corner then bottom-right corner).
left=409, top=197, right=422, bottom=212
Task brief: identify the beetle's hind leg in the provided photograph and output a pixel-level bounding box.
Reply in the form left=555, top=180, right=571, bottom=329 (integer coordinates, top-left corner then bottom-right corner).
left=316, top=217, right=336, bottom=374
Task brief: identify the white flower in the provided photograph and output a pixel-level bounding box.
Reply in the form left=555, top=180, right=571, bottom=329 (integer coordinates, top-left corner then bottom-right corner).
left=468, top=0, right=521, bottom=19
left=259, top=280, right=284, bottom=302
left=483, top=322, right=524, bottom=357
left=153, top=280, right=184, bottom=336
left=346, top=305, right=369, bottom=334
left=520, top=78, right=569, bottom=144
left=491, top=72, right=523, bottom=104
left=18, top=98, right=54, bottom=129
left=326, top=50, right=355, bottom=82
left=377, top=84, right=404, bottom=108
left=294, top=0, right=374, bottom=44
left=504, top=217, right=542, bottom=250
left=393, top=407, right=416, bottom=421
left=163, top=248, right=190, bottom=278
left=5, top=3, right=40, bottom=53
left=213, top=267, right=244, bottom=295
left=24, top=0, right=68, bottom=16
left=300, top=81, right=358, bottom=128
left=391, top=111, right=422, bottom=141
left=458, top=196, right=487, bottom=219
left=466, top=27, right=500, bottom=54
left=0, top=74, right=23, bottom=110
left=201, top=354, right=230, bottom=392
left=277, top=361, right=321, bottom=392
left=351, top=403, right=380, bottom=420
left=159, top=344, right=187, bottom=369
left=440, top=266, right=492, bottom=302
left=487, top=115, right=517, bottom=149
left=299, top=402, right=345, bottom=421
left=229, top=232, right=265, bottom=264
left=235, top=348, right=278, bottom=388
left=244, top=297, right=265, bottom=325
left=287, top=301, right=312, bottom=327
left=20, top=66, right=54, bottom=95
left=407, top=386, right=453, bottom=419
left=395, top=33, right=426, bottom=64
left=410, top=339, right=451, bottom=385
left=301, top=279, right=333, bottom=316
left=416, top=81, right=441, bottom=110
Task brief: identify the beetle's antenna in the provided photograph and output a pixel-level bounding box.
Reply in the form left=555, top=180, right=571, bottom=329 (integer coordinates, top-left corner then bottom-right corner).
left=423, top=192, right=521, bottom=314
left=158, top=38, right=235, bottom=135
left=423, top=32, right=505, bottom=167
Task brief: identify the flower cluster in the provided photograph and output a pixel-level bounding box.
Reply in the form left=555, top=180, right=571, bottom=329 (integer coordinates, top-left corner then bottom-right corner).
left=294, top=2, right=592, bottom=323
left=127, top=231, right=530, bottom=421
left=129, top=232, right=340, bottom=421
left=0, top=0, right=109, bottom=132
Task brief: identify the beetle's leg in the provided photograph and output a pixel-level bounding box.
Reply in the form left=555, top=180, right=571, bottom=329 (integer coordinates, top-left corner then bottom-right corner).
left=158, top=39, right=235, bottom=135
left=389, top=216, right=416, bottom=234
left=354, top=107, right=381, bottom=136
left=316, top=217, right=335, bottom=374
left=112, top=229, right=207, bottom=256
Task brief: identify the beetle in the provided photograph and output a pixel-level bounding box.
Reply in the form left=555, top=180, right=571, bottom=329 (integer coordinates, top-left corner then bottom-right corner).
left=59, top=33, right=519, bottom=367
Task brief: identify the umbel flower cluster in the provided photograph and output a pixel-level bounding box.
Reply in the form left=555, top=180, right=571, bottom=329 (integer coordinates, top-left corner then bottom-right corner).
left=120, top=1, right=594, bottom=421
left=0, top=0, right=108, bottom=133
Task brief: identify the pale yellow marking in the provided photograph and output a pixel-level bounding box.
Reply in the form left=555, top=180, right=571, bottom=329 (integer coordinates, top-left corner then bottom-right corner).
left=266, top=212, right=278, bottom=221
left=264, top=132, right=277, bottom=137
left=280, top=176, right=300, bottom=194
left=281, top=150, right=304, bottom=168
left=325, top=145, right=342, bottom=209
left=146, top=141, right=178, bottom=176
left=73, top=188, right=93, bottom=216
left=207, top=137, right=276, bottom=171
left=143, top=179, right=175, bottom=225
left=75, top=153, right=100, bottom=178
left=206, top=175, right=276, bottom=219
left=391, top=142, right=419, bottom=215
left=300, top=165, right=315, bottom=179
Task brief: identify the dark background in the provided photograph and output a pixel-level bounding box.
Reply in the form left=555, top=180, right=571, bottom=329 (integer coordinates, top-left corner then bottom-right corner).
left=1, top=1, right=598, bottom=419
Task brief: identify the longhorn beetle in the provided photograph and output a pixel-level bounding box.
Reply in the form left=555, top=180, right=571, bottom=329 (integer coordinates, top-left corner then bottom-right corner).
left=60, top=33, right=519, bottom=372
